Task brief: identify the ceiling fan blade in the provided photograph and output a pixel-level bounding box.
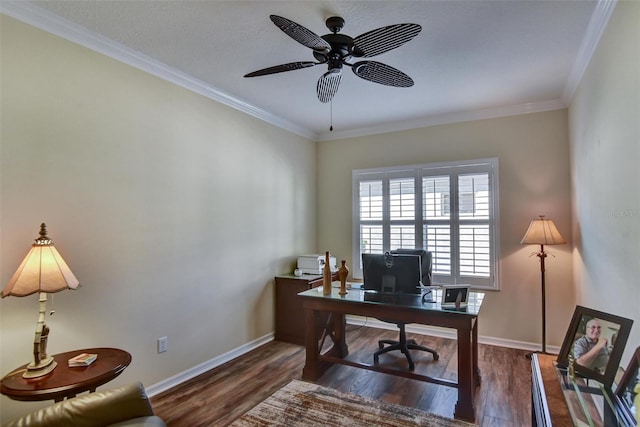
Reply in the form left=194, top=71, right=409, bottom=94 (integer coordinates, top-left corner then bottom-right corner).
left=244, top=62, right=317, bottom=77
left=352, top=61, right=414, bottom=87
left=351, top=23, right=421, bottom=57
left=270, top=15, right=331, bottom=51
left=317, top=70, right=342, bottom=103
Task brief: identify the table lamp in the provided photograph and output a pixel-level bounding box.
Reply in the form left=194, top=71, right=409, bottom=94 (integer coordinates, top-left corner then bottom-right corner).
left=521, top=215, right=565, bottom=355
left=2, top=223, right=80, bottom=378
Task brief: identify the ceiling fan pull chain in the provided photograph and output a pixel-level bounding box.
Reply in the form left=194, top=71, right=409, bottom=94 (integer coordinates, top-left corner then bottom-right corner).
left=330, top=100, right=333, bottom=131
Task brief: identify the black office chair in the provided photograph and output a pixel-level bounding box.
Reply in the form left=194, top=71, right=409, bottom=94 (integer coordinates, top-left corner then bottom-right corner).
left=364, top=250, right=439, bottom=371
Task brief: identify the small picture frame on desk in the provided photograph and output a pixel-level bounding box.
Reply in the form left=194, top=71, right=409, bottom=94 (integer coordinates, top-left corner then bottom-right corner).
left=615, top=346, right=640, bottom=425
left=440, top=285, right=470, bottom=309
left=557, top=305, right=633, bottom=388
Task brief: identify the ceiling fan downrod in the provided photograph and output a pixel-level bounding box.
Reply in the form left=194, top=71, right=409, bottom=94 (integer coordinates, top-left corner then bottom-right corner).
left=325, top=16, right=345, bottom=34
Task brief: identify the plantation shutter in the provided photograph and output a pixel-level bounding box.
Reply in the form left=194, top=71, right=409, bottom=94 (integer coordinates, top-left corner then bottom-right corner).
left=353, top=158, right=499, bottom=290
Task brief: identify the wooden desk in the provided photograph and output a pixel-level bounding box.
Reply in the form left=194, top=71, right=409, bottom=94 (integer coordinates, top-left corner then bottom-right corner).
left=1, top=348, right=131, bottom=402
left=299, top=287, right=484, bottom=423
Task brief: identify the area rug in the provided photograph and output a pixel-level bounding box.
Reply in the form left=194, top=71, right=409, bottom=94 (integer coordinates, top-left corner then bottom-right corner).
left=230, top=379, right=475, bottom=426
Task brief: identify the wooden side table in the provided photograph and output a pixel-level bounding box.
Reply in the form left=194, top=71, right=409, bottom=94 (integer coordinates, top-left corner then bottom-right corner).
left=1, top=347, right=131, bottom=402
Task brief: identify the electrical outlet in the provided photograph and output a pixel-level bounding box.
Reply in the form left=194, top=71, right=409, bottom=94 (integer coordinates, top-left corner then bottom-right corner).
left=158, top=336, right=168, bottom=353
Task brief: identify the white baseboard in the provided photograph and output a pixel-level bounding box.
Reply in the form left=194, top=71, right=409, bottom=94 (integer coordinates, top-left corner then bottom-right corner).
left=345, top=316, right=560, bottom=355
left=146, top=320, right=557, bottom=396
left=145, top=333, right=274, bottom=397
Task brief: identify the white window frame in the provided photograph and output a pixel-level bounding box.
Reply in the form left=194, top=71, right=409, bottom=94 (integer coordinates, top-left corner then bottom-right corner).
left=352, top=158, right=500, bottom=290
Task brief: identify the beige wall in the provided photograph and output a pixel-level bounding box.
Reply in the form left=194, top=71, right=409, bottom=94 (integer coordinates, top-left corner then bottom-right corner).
left=0, top=16, right=316, bottom=422
left=317, top=110, right=575, bottom=347
left=568, top=0, right=640, bottom=365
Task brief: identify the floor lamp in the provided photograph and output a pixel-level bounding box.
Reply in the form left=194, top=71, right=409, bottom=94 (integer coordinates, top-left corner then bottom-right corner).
left=521, top=215, right=565, bottom=355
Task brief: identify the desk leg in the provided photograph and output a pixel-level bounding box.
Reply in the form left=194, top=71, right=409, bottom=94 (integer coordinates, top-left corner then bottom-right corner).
left=473, top=317, right=481, bottom=386
left=454, top=326, right=476, bottom=423
left=302, top=307, right=321, bottom=381
left=302, top=308, right=347, bottom=381
left=327, top=312, right=348, bottom=359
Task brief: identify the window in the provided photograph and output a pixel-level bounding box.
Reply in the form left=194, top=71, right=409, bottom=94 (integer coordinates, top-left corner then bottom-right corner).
left=352, top=158, right=500, bottom=290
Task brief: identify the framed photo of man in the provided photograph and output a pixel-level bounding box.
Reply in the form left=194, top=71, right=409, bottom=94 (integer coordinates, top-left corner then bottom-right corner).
left=558, top=306, right=633, bottom=387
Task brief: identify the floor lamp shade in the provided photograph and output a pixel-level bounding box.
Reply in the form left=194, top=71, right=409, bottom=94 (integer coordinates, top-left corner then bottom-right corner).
left=520, top=216, right=566, bottom=246
left=1, top=223, right=79, bottom=378
left=521, top=215, right=565, bottom=355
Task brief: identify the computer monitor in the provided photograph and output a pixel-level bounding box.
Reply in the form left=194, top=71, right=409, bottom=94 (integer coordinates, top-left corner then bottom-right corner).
left=362, top=249, right=431, bottom=294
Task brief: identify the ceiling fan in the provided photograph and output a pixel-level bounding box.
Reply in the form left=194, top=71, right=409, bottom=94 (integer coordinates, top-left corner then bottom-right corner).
left=244, top=15, right=422, bottom=103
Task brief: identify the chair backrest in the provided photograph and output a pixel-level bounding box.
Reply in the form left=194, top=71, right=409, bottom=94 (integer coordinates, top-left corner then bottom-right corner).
left=362, top=250, right=432, bottom=294
left=391, top=249, right=432, bottom=286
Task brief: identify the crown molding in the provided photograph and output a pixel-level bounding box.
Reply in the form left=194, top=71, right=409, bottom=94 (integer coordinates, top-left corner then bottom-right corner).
left=561, top=0, right=618, bottom=104
left=316, top=99, right=567, bottom=141
left=0, top=1, right=318, bottom=141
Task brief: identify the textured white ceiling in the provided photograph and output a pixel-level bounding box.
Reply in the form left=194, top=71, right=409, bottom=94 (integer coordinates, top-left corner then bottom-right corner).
left=5, top=0, right=603, bottom=140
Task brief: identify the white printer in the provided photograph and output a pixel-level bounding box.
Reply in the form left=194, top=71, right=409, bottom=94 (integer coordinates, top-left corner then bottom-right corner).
left=297, top=254, right=336, bottom=275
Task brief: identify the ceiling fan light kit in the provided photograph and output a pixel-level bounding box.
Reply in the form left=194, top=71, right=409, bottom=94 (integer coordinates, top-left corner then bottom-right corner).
left=244, top=15, right=421, bottom=104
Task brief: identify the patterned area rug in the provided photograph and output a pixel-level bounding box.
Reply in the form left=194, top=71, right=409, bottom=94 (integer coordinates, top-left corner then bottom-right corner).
left=230, top=380, right=475, bottom=426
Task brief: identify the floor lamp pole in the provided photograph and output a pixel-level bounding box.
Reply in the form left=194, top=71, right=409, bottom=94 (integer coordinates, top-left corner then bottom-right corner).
left=537, top=244, right=547, bottom=354
left=521, top=215, right=565, bottom=358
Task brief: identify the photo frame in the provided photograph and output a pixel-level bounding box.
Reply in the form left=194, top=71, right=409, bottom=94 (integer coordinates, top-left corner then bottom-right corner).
left=557, top=305, right=633, bottom=387
left=440, top=285, right=470, bottom=308
left=615, top=346, right=640, bottom=424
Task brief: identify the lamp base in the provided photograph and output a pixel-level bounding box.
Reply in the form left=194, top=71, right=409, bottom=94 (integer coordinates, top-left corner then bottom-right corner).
left=23, top=356, right=57, bottom=378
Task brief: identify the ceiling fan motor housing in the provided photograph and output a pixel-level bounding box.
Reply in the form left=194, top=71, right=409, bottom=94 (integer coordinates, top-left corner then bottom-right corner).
left=314, top=33, right=354, bottom=70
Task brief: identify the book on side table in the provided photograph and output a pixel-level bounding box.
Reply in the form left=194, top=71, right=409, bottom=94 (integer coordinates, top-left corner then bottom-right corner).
left=68, top=353, right=98, bottom=367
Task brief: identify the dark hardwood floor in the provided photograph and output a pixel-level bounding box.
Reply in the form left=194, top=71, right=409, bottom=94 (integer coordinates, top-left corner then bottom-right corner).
left=151, top=325, right=532, bottom=426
